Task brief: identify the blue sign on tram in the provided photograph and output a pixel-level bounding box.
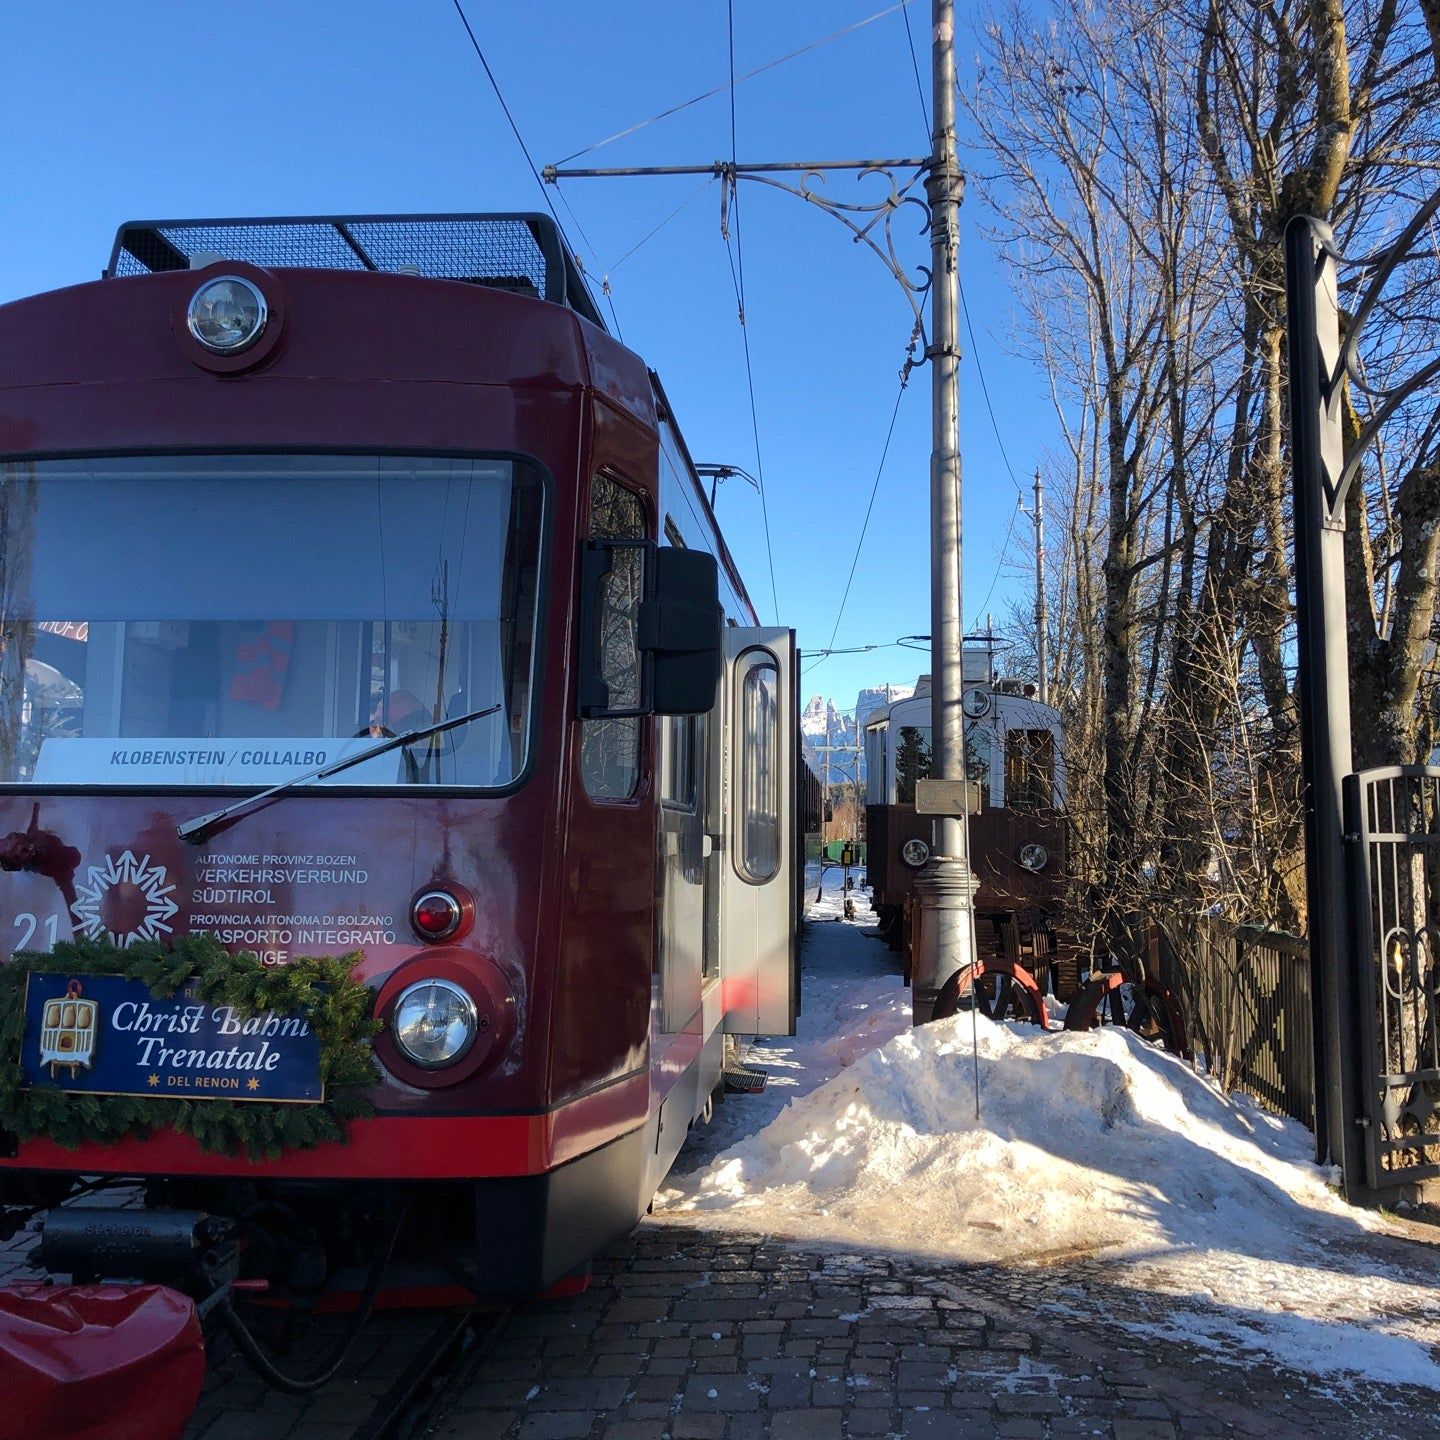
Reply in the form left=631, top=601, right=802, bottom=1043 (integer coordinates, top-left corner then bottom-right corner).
left=21, top=974, right=323, bottom=1104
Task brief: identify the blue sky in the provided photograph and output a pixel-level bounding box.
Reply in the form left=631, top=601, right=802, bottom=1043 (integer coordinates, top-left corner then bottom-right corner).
left=0, top=0, right=1051, bottom=711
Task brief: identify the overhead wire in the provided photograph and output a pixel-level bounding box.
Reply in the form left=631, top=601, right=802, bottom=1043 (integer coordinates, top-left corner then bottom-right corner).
left=603, top=175, right=718, bottom=279
left=448, top=0, right=624, bottom=337
left=971, top=499, right=1023, bottom=629
left=897, top=0, right=1024, bottom=639
left=959, top=277, right=1028, bottom=629
left=552, top=0, right=921, bottom=168
left=901, top=2, right=930, bottom=132
left=958, top=279, right=1023, bottom=497
left=802, top=640, right=913, bottom=676
left=806, top=4, right=933, bottom=684
left=816, top=340, right=921, bottom=671
left=723, top=0, right=781, bottom=624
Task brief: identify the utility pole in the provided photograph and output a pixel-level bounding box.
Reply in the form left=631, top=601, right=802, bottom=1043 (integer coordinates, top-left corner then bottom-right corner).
left=909, top=0, right=978, bottom=1025
left=824, top=702, right=833, bottom=847
left=1285, top=215, right=1365, bottom=1196
left=1033, top=470, right=1048, bottom=707
left=543, top=3, right=972, bottom=1024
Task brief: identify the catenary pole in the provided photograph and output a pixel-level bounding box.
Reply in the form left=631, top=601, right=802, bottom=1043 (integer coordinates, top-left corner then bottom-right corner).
left=910, top=0, right=978, bottom=1024
left=824, top=704, right=833, bottom=846
left=1033, top=470, right=1048, bottom=707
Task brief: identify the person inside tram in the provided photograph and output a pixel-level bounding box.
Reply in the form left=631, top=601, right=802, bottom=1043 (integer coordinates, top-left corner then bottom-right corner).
left=361, top=688, right=427, bottom=740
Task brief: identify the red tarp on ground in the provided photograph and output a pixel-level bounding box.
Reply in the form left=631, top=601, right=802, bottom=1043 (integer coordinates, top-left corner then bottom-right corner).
left=0, top=1284, right=204, bottom=1440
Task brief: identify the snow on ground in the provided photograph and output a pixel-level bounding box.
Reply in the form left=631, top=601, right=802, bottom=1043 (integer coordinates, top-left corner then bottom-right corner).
left=656, top=866, right=1440, bottom=1392
left=666, top=864, right=912, bottom=1180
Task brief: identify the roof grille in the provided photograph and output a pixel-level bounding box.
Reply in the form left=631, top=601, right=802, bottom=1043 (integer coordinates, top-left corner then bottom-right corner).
left=107, top=213, right=605, bottom=329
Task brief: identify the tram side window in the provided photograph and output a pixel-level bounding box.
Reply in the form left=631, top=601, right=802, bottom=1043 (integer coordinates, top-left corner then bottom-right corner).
left=892, top=723, right=991, bottom=808
left=965, top=725, right=993, bottom=805
left=661, top=714, right=698, bottom=810
left=1005, top=728, right=1055, bottom=810
left=894, top=726, right=931, bottom=805
left=581, top=474, right=646, bottom=800
left=738, top=659, right=780, bottom=883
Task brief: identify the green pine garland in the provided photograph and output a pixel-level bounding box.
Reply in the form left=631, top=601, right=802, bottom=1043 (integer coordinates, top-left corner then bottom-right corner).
left=0, top=935, right=379, bottom=1158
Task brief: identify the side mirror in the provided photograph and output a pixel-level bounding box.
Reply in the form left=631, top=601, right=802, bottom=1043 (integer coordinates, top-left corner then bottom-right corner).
left=642, top=548, right=722, bottom=715
left=577, top=542, right=722, bottom=719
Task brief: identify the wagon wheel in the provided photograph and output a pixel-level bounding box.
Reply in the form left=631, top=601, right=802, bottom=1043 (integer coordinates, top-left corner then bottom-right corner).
left=932, top=959, right=1051, bottom=1028
left=1063, top=970, right=1187, bottom=1055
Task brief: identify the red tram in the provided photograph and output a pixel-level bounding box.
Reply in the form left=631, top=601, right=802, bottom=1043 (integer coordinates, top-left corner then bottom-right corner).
left=0, top=215, right=800, bottom=1311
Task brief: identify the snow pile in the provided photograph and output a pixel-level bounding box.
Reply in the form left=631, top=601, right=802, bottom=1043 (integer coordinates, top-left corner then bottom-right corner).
left=673, top=1014, right=1357, bottom=1261
left=658, top=872, right=1440, bottom=1390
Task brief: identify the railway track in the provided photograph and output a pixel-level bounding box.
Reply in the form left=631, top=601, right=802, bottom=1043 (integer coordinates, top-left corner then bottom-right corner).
left=346, top=1305, right=515, bottom=1440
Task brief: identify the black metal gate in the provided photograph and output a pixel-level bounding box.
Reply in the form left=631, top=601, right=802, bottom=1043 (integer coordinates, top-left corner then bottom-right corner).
left=1346, top=765, right=1440, bottom=1190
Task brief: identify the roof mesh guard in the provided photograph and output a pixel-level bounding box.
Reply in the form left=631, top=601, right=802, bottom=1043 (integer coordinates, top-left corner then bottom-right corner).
left=107, top=213, right=605, bottom=328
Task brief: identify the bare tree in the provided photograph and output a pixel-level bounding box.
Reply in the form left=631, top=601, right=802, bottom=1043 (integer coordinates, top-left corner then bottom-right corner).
left=970, top=0, right=1440, bottom=948
left=971, top=0, right=1227, bottom=953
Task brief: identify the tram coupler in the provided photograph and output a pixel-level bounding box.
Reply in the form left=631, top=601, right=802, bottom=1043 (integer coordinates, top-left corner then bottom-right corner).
left=37, top=1206, right=239, bottom=1293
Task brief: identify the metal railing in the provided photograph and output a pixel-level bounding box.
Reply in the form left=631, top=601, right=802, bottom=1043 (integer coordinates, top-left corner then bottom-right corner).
left=1347, top=765, right=1440, bottom=1188
left=1154, top=917, right=1314, bottom=1131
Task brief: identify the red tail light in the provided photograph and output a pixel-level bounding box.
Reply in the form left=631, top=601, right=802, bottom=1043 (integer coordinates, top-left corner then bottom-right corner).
left=411, top=889, right=463, bottom=942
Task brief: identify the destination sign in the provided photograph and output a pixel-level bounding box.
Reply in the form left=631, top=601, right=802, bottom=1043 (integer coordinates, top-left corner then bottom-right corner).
left=21, top=974, right=323, bottom=1103
left=33, top=737, right=402, bottom=787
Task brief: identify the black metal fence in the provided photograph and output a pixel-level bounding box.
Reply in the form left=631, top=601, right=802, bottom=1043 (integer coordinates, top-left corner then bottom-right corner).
left=1346, top=765, right=1440, bottom=1188
left=1154, top=917, right=1314, bottom=1131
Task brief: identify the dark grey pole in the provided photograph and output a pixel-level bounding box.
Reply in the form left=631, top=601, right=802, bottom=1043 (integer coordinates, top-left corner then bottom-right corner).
left=1284, top=215, right=1366, bottom=1197
left=911, top=0, right=978, bottom=1024
left=1033, top=470, right=1048, bottom=707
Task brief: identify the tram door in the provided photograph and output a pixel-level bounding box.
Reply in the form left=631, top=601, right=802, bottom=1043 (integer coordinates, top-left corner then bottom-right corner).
left=658, top=711, right=707, bottom=1032
left=717, top=628, right=797, bottom=1036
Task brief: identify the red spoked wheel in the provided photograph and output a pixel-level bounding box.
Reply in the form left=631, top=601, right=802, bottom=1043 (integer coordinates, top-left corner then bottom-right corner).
left=1063, top=970, right=1188, bottom=1056
left=932, top=959, right=1052, bottom=1029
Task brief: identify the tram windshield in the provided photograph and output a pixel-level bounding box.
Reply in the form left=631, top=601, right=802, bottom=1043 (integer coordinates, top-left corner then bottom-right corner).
left=0, top=455, right=543, bottom=789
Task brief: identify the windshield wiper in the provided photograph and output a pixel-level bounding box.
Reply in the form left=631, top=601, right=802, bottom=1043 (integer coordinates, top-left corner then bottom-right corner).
left=176, top=702, right=501, bottom=846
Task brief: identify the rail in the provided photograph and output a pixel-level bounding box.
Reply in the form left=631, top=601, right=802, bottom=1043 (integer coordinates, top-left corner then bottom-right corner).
left=1154, top=916, right=1314, bottom=1131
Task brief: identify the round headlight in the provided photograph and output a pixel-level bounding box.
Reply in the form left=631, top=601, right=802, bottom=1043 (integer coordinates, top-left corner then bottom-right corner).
left=187, top=276, right=268, bottom=354
left=901, top=837, right=930, bottom=869
left=392, top=979, right=477, bottom=1068
left=1019, top=842, right=1049, bottom=872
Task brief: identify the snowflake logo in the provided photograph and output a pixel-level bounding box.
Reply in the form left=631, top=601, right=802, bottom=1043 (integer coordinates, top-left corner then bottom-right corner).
left=70, top=850, right=179, bottom=947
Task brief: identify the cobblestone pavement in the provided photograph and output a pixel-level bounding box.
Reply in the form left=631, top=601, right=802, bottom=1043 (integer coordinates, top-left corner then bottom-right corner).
left=5, top=1216, right=1440, bottom=1438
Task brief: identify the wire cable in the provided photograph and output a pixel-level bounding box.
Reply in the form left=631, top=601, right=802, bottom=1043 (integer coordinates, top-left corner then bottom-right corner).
left=901, top=2, right=930, bottom=134
left=820, top=349, right=918, bottom=664
left=552, top=0, right=921, bottom=168
left=802, top=639, right=910, bottom=676
left=724, top=0, right=781, bottom=624
left=971, top=496, right=1022, bottom=629
left=448, top=0, right=623, bottom=336
left=221, top=1196, right=408, bottom=1395
left=957, top=277, right=1028, bottom=626
left=604, top=176, right=718, bottom=278
left=552, top=186, right=626, bottom=336
left=958, top=277, right=1023, bottom=498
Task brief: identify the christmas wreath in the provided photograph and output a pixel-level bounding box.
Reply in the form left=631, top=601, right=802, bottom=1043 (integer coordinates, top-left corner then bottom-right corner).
left=0, top=935, right=379, bottom=1158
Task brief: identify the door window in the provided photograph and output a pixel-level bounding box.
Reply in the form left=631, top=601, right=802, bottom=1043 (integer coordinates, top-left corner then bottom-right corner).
left=737, top=657, right=780, bottom=883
